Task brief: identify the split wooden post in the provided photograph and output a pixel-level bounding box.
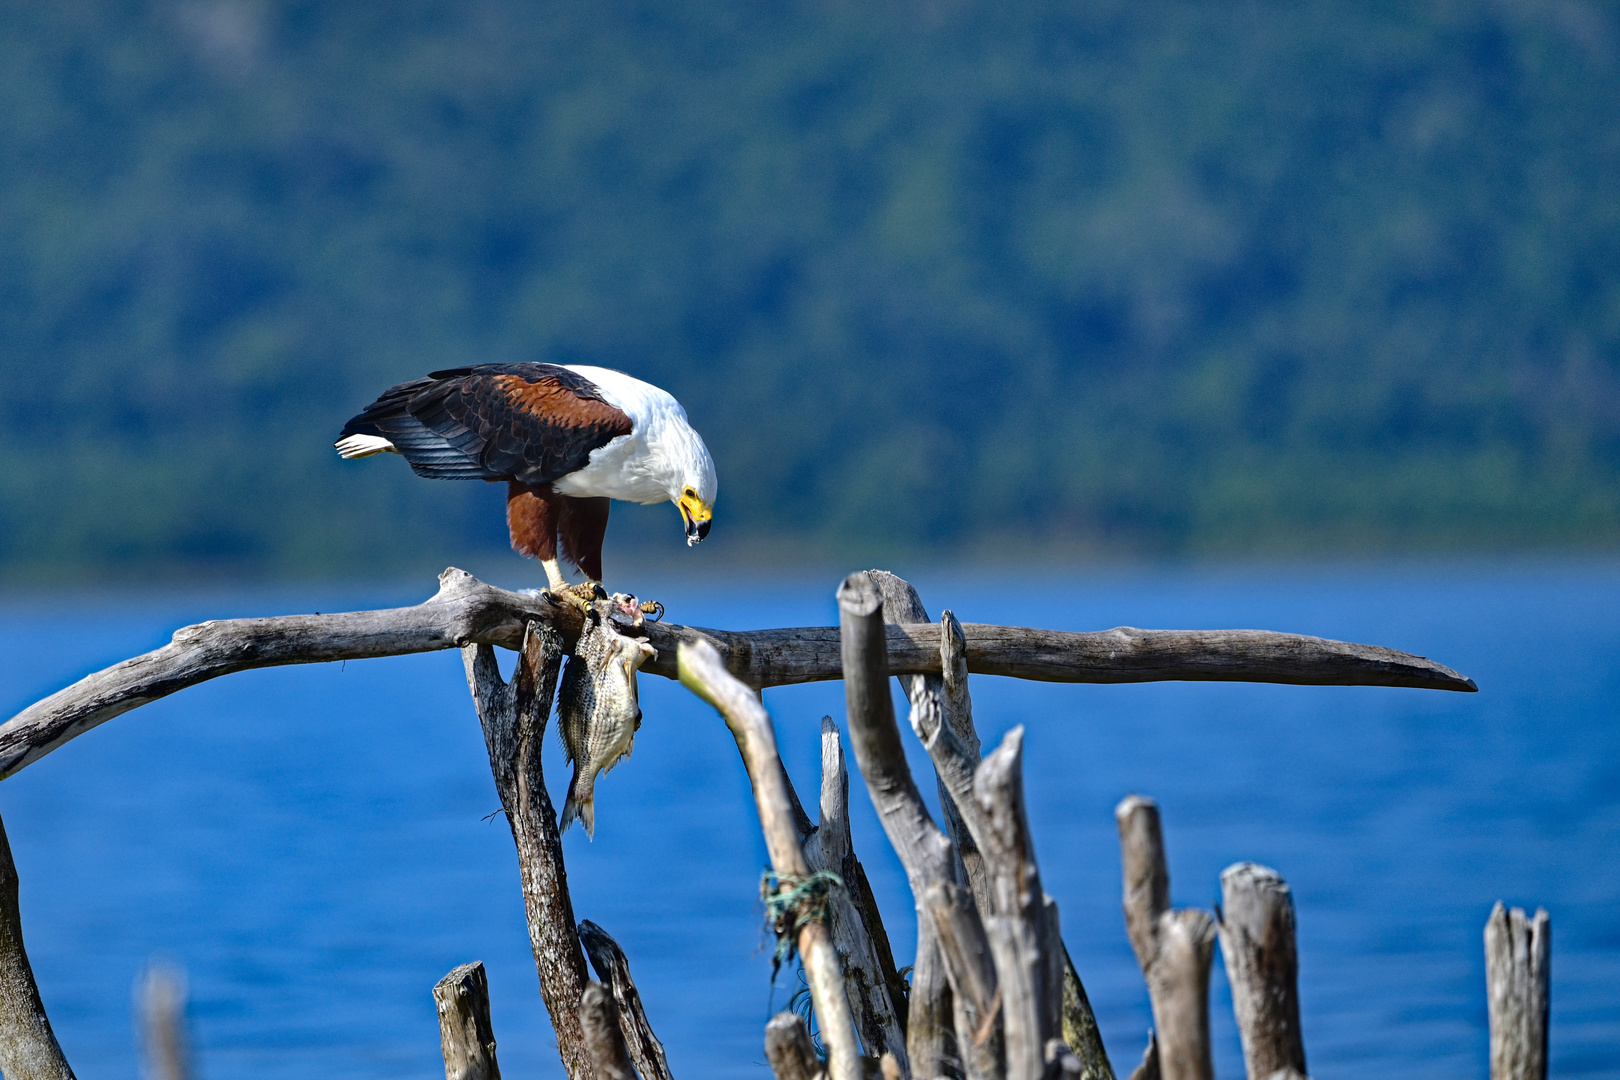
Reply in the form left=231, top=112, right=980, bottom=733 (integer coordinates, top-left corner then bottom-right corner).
left=1216, top=863, right=1306, bottom=1080
left=579, top=982, right=636, bottom=1080
left=1116, top=797, right=1214, bottom=1080
left=838, top=572, right=1004, bottom=1080
left=764, top=1011, right=823, bottom=1080
left=1485, top=902, right=1550, bottom=1080
left=678, top=639, right=863, bottom=1080
left=801, top=717, right=909, bottom=1067
left=462, top=621, right=593, bottom=1080
left=135, top=964, right=191, bottom=1080
left=432, top=962, right=501, bottom=1080
left=0, top=809, right=75, bottom=1080
left=578, top=920, right=674, bottom=1080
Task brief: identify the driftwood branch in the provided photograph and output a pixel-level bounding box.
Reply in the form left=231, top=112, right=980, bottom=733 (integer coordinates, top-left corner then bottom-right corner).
left=136, top=964, right=191, bottom=1080
left=433, top=962, right=501, bottom=1080
left=579, top=982, right=636, bottom=1080
left=1060, top=942, right=1116, bottom=1080
left=677, top=639, right=863, bottom=1080
left=578, top=920, right=674, bottom=1080
left=462, top=622, right=592, bottom=1080
left=801, top=717, right=909, bottom=1067
left=1116, top=797, right=1214, bottom=1080
left=1125, top=1033, right=1159, bottom=1080
left=1216, top=864, right=1306, bottom=1080
left=0, top=809, right=75, bottom=1080
left=0, top=570, right=1474, bottom=779
left=1485, top=902, right=1550, bottom=1080
left=839, top=572, right=1004, bottom=1080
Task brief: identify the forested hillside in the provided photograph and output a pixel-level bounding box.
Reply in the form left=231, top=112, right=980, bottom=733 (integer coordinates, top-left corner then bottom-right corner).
left=2, top=1, right=1617, bottom=580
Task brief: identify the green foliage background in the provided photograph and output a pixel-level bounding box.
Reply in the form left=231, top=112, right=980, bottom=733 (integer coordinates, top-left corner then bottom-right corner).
left=2, top=1, right=1618, bottom=579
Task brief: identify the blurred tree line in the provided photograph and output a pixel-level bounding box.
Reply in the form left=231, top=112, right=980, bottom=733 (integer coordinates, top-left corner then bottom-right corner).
left=1, top=0, right=1617, bottom=580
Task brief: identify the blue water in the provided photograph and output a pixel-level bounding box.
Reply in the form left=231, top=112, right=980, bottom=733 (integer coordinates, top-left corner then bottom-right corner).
left=0, top=564, right=1616, bottom=1079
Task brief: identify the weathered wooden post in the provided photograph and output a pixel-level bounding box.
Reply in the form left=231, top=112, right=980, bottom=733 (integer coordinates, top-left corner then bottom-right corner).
left=1216, top=863, right=1307, bottom=1080
left=461, top=621, right=593, bottom=1079
left=579, top=981, right=636, bottom=1080
left=578, top=920, right=674, bottom=1080
left=0, top=809, right=75, bottom=1080
left=135, top=964, right=191, bottom=1080
left=432, top=961, right=501, bottom=1080
left=678, top=639, right=864, bottom=1080
left=1485, top=902, right=1550, bottom=1080
left=1115, top=796, right=1214, bottom=1080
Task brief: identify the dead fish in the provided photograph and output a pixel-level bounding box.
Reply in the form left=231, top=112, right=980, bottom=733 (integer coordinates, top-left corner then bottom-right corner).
left=557, top=611, right=657, bottom=839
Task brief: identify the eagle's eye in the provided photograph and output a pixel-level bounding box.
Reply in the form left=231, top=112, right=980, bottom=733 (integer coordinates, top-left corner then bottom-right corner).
left=684, top=487, right=695, bottom=498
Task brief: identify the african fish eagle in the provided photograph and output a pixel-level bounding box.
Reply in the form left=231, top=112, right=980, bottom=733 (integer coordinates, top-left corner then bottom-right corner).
left=335, top=364, right=716, bottom=589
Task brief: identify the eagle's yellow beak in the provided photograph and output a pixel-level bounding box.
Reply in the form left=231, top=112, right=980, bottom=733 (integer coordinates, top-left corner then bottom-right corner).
left=677, top=492, right=713, bottom=546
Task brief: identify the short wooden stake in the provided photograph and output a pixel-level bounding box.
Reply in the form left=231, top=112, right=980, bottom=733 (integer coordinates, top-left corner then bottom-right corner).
left=1485, top=901, right=1550, bottom=1080
left=432, top=961, right=500, bottom=1080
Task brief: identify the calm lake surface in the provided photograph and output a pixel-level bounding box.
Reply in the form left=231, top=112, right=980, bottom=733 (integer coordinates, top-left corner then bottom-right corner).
left=0, top=563, right=1616, bottom=1079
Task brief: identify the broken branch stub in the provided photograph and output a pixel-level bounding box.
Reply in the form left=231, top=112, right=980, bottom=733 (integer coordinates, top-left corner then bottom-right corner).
left=1115, top=797, right=1214, bottom=1080
left=1485, top=902, right=1550, bottom=1080
left=677, top=640, right=863, bottom=1080
left=578, top=921, right=674, bottom=1080
left=0, top=809, right=76, bottom=1080
left=1216, top=864, right=1306, bottom=1080
left=432, top=962, right=501, bottom=1080
left=765, top=1011, right=823, bottom=1080
left=462, top=622, right=592, bottom=1080
left=579, top=982, right=636, bottom=1080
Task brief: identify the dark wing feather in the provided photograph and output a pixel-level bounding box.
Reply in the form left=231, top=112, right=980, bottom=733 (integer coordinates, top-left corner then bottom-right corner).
left=338, top=363, right=632, bottom=484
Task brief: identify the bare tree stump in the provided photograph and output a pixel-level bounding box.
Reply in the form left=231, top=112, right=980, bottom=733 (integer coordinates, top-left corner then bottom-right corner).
left=1116, top=797, right=1214, bottom=1080
left=802, top=717, right=909, bottom=1067
left=135, top=964, right=190, bottom=1080
left=1485, top=902, right=1550, bottom=1080
left=1216, top=864, right=1306, bottom=1080
left=433, top=962, right=501, bottom=1080
left=765, top=1011, right=824, bottom=1080
left=579, top=981, right=636, bottom=1080
left=678, top=639, right=863, bottom=1080
left=578, top=920, right=674, bottom=1080
left=0, top=809, right=75, bottom=1080
left=462, top=621, right=592, bottom=1079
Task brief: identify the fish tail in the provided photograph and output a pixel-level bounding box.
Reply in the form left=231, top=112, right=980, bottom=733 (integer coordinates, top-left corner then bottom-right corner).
left=560, top=769, right=597, bottom=840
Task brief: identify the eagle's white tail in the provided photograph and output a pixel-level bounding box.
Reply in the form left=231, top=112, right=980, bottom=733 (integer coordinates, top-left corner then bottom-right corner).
left=334, top=434, right=397, bottom=459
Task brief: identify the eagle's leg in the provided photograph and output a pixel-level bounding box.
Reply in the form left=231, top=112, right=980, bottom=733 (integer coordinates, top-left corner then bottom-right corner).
left=540, top=558, right=570, bottom=591
left=508, top=481, right=573, bottom=590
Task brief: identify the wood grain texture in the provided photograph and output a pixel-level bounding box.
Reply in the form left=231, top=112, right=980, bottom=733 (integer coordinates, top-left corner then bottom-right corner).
left=577, top=921, right=673, bottom=1080
left=0, top=569, right=1474, bottom=781
left=678, top=640, right=862, bottom=1080
left=838, top=573, right=989, bottom=1080
left=0, top=810, right=75, bottom=1080
left=136, top=965, right=191, bottom=1080
left=1216, top=864, right=1306, bottom=1080
left=1115, top=797, right=1214, bottom=1080
left=432, top=962, right=501, bottom=1080
left=1485, top=902, right=1550, bottom=1080
left=462, top=622, right=592, bottom=1080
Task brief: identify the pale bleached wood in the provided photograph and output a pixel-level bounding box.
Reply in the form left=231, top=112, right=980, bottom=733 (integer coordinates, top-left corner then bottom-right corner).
left=801, top=718, right=909, bottom=1069
left=1216, top=864, right=1306, bottom=1080
left=678, top=640, right=862, bottom=1080
left=973, top=728, right=1058, bottom=1080
left=432, top=962, right=501, bottom=1080
left=1485, top=902, right=1550, bottom=1080
left=462, top=622, right=592, bottom=1080
left=577, top=921, right=673, bottom=1080
left=925, top=881, right=1004, bottom=1080
left=764, top=1011, right=823, bottom=1080
left=838, top=572, right=996, bottom=1080
left=1115, top=797, right=1214, bottom=1080
left=0, top=571, right=1475, bottom=780
left=579, top=982, right=635, bottom=1080
left=136, top=964, right=190, bottom=1080
left=0, top=809, right=75, bottom=1080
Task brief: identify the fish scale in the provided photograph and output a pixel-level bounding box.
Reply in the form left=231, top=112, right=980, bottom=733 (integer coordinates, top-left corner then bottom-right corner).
left=557, top=612, right=657, bottom=839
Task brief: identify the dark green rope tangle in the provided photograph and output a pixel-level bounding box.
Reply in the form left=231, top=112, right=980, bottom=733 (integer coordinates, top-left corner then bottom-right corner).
left=760, top=869, right=844, bottom=975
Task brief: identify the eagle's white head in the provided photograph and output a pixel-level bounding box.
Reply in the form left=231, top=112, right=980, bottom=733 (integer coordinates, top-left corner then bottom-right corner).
left=661, top=415, right=717, bottom=545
